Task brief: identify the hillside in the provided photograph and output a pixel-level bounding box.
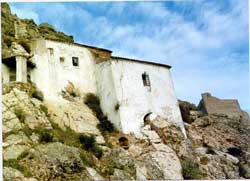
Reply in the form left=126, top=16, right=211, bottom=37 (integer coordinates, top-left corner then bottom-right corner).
left=2, top=3, right=250, bottom=180
left=1, top=2, right=73, bottom=59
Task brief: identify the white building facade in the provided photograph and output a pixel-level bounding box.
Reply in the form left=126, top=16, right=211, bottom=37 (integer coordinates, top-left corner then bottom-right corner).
left=2, top=39, right=185, bottom=136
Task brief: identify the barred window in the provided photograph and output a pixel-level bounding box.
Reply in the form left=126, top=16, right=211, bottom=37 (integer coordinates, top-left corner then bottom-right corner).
left=142, top=72, right=151, bottom=87
left=72, top=57, right=79, bottom=66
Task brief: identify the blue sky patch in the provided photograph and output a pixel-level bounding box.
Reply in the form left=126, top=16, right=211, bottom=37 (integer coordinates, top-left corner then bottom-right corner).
left=9, top=1, right=249, bottom=111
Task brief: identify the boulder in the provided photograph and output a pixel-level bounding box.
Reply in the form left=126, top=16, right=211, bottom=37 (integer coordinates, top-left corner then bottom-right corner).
left=3, top=144, right=30, bottom=160
left=197, top=154, right=239, bottom=179
left=187, top=114, right=250, bottom=155
left=3, top=167, right=38, bottom=181
left=3, top=131, right=30, bottom=148
left=213, top=149, right=239, bottom=164
left=132, top=143, right=183, bottom=180
left=135, top=163, right=148, bottom=180
left=147, top=115, right=186, bottom=156
left=141, top=127, right=161, bottom=144
left=128, top=144, right=143, bottom=158
left=190, top=110, right=204, bottom=121
left=3, top=132, right=31, bottom=160
left=149, top=143, right=183, bottom=179
left=149, top=116, right=185, bottom=145
left=85, top=167, right=103, bottom=180
left=3, top=88, right=52, bottom=132
left=46, top=100, right=102, bottom=136
left=239, top=162, right=250, bottom=178
left=101, top=148, right=137, bottom=179
left=2, top=108, right=22, bottom=134
left=20, top=142, right=91, bottom=180
left=111, top=169, right=134, bottom=180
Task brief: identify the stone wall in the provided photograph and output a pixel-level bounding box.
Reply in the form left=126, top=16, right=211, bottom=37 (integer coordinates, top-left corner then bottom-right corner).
left=198, top=93, right=243, bottom=118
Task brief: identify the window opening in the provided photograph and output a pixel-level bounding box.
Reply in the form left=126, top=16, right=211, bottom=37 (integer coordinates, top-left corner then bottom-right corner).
left=142, top=72, right=151, bottom=91
left=72, top=57, right=79, bottom=66
left=48, top=48, right=54, bottom=56
left=60, top=57, right=65, bottom=64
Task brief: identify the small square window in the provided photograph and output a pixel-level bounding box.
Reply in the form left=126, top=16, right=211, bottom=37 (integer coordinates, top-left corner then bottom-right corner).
left=60, top=57, right=65, bottom=63
left=48, top=48, right=54, bottom=56
left=72, top=57, right=79, bottom=66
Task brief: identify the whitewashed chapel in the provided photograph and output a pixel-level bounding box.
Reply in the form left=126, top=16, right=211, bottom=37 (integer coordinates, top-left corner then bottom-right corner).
left=2, top=39, right=185, bottom=135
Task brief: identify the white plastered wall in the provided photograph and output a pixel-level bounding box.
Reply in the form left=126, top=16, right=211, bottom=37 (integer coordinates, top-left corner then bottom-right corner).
left=2, top=64, right=10, bottom=83
left=29, top=40, right=97, bottom=101
left=95, top=61, right=121, bottom=129
left=96, top=59, right=186, bottom=136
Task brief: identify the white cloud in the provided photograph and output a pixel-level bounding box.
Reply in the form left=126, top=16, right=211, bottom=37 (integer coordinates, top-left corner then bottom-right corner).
left=8, top=1, right=249, bottom=110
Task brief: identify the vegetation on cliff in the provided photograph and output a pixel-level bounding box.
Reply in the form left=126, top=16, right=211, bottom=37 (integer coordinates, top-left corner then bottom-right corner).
left=1, top=3, right=74, bottom=58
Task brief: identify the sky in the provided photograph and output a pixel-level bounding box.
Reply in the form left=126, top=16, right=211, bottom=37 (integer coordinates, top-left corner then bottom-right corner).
left=9, top=0, right=249, bottom=111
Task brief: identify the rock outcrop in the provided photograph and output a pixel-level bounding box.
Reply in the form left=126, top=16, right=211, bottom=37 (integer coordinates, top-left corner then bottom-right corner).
left=3, top=83, right=250, bottom=180
left=1, top=3, right=73, bottom=59
left=2, top=83, right=186, bottom=180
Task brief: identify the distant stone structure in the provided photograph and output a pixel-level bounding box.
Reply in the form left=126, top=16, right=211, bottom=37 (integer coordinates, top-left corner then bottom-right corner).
left=198, top=93, right=243, bottom=118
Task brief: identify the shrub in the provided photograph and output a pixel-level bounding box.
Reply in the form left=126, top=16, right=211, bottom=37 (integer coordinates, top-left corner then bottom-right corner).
left=14, top=108, right=26, bottom=123
left=181, top=158, right=203, bottom=179
left=97, top=120, right=115, bottom=133
left=40, top=105, right=48, bottom=115
left=105, top=142, right=113, bottom=149
left=79, top=134, right=96, bottom=150
left=91, top=145, right=103, bottom=159
left=84, top=93, right=116, bottom=133
left=4, top=159, right=24, bottom=172
left=32, top=90, right=44, bottom=101
left=84, top=93, right=104, bottom=120
left=79, top=151, right=95, bottom=167
left=17, top=40, right=31, bottom=53
left=17, top=151, right=29, bottom=160
left=4, top=155, right=32, bottom=177
left=22, top=125, right=33, bottom=137
left=114, top=102, right=120, bottom=111
left=3, top=36, right=14, bottom=47
left=200, top=156, right=209, bottom=165
left=39, top=129, right=53, bottom=143
left=84, top=93, right=100, bottom=105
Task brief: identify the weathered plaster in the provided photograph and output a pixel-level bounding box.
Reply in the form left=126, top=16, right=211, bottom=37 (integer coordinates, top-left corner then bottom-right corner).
left=2, top=39, right=186, bottom=136
left=97, top=58, right=186, bottom=136
left=95, top=61, right=121, bottom=130
left=16, top=56, right=27, bottom=83
left=2, top=64, right=10, bottom=83
left=29, top=39, right=97, bottom=101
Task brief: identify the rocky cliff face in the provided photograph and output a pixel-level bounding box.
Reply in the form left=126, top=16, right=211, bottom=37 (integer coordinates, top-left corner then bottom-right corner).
left=2, top=82, right=184, bottom=180
left=3, top=82, right=250, bottom=180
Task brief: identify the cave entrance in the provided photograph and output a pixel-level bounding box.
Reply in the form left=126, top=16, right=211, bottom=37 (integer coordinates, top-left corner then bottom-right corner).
left=227, top=147, right=242, bottom=157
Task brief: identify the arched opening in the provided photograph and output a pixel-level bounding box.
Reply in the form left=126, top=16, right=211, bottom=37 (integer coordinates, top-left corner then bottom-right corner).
left=118, top=137, right=129, bottom=149
left=143, top=112, right=152, bottom=123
